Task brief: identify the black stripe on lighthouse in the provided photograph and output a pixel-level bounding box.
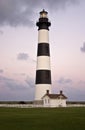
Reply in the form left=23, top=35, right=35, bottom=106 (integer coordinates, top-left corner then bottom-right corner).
left=36, top=70, right=51, bottom=84
left=37, top=43, right=50, bottom=56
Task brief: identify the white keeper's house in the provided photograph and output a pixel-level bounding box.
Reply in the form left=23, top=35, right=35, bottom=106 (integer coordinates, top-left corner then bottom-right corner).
left=42, top=90, right=67, bottom=107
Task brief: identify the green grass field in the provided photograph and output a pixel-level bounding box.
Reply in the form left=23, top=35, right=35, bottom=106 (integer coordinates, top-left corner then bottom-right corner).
left=0, top=107, right=85, bottom=130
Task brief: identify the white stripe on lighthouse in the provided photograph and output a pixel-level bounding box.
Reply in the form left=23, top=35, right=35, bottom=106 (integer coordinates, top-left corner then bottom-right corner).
left=38, top=29, right=49, bottom=43
left=36, top=56, right=51, bottom=70
left=35, top=84, right=51, bottom=100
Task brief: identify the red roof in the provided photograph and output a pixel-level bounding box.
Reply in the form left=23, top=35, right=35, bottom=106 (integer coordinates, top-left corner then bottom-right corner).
left=42, top=90, right=67, bottom=99
left=48, top=94, right=67, bottom=99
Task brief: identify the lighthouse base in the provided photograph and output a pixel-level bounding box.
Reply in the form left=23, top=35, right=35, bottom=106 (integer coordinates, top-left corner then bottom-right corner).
left=35, top=84, right=51, bottom=101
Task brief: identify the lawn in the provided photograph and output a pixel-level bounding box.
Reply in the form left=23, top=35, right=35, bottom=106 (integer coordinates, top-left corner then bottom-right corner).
left=0, top=107, right=85, bottom=130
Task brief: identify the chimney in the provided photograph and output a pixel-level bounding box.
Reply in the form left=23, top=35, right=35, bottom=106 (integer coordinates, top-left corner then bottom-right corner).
left=46, top=90, right=49, bottom=94
left=60, top=90, right=63, bottom=94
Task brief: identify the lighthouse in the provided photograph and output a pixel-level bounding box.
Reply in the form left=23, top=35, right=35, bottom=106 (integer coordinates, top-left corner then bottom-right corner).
left=35, top=9, right=51, bottom=102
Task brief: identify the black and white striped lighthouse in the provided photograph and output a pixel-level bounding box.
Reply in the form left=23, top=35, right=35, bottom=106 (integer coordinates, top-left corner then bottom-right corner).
left=35, top=9, right=51, bottom=101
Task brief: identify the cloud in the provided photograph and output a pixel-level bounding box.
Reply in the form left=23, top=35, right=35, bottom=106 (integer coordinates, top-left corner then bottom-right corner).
left=0, top=75, right=35, bottom=100
left=0, top=0, right=78, bottom=27
left=25, top=76, right=34, bottom=88
left=17, top=52, right=36, bottom=63
left=0, top=0, right=34, bottom=27
left=17, top=53, right=29, bottom=60
left=13, top=73, right=26, bottom=76
left=80, top=42, right=85, bottom=53
left=78, top=80, right=85, bottom=86
left=0, top=30, right=3, bottom=35
left=53, top=79, right=85, bottom=101
left=0, top=69, right=4, bottom=73
left=0, top=75, right=27, bottom=90
left=20, top=73, right=26, bottom=76
left=57, top=77, right=72, bottom=84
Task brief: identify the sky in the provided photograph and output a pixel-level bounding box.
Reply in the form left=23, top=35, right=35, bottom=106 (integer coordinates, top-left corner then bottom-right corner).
left=0, top=0, right=85, bottom=101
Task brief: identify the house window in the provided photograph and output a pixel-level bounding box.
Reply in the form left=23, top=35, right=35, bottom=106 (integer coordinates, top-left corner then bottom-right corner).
left=45, top=99, right=49, bottom=104
left=48, top=99, right=49, bottom=104
left=45, top=99, right=47, bottom=104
